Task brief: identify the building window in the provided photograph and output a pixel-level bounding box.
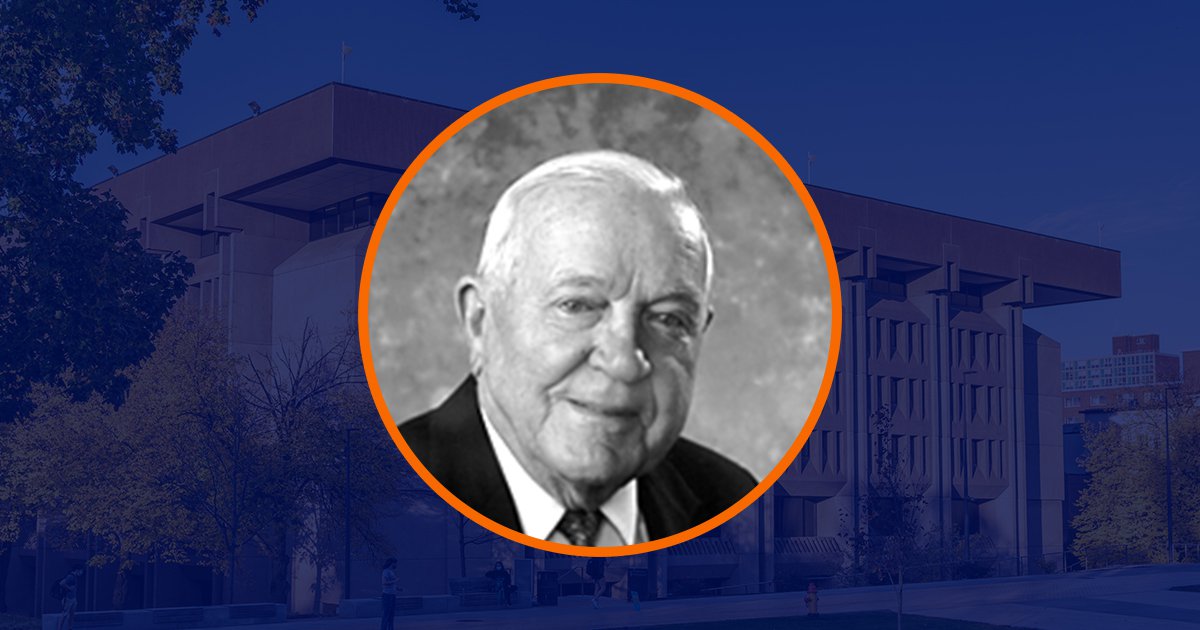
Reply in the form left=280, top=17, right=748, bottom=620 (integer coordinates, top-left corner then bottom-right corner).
left=949, top=290, right=982, bottom=312
left=309, top=192, right=385, bottom=241
left=867, top=277, right=906, bottom=300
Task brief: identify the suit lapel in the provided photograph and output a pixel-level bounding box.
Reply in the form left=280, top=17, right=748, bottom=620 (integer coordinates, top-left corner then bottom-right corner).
left=425, top=379, right=707, bottom=542
left=637, top=454, right=701, bottom=541
left=426, top=377, right=522, bottom=532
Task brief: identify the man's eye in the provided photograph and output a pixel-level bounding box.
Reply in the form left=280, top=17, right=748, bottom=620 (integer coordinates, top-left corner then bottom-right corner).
left=649, top=312, right=694, bottom=334
left=557, top=299, right=598, bottom=315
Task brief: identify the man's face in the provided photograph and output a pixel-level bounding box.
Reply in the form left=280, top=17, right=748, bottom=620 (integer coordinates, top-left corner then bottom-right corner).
left=472, top=181, right=711, bottom=495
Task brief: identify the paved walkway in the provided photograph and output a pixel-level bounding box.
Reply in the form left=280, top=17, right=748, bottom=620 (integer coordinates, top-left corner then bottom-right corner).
left=183, top=564, right=1200, bottom=629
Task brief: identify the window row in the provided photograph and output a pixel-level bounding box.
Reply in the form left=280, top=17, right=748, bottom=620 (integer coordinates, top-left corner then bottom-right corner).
left=309, top=193, right=387, bottom=241
left=954, top=383, right=1004, bottom=424
left=875, top=375, right=929, bottom=421
left=797, top=429, right=843, bottom=475
left=871, top=432, right=930, bottom=479
left=869, top=317, right=927, bottom=365
left=953, top=437, right=1004, bottom=480
left=951, top=327, right=1003, bottom=372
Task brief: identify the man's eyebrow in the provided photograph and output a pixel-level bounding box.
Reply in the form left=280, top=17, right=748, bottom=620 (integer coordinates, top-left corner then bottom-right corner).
left=650, top=288, right=704, bottom=312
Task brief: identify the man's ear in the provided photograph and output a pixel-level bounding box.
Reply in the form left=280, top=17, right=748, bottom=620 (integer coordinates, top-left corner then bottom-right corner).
left=455, top=276, right=487, bottom=374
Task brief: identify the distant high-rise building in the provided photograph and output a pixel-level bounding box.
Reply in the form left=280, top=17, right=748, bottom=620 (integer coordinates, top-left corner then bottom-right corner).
left=1061, top=334, right=1187, bottom=423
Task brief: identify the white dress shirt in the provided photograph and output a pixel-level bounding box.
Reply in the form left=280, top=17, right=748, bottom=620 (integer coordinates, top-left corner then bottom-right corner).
left=480, top=408, right=648, bottom=546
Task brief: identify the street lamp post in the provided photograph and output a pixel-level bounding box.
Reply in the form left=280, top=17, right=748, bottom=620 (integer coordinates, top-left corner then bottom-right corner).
left=345, top=427, right=353, bottom=598
left=1164, top=386, right=1174, bottom=563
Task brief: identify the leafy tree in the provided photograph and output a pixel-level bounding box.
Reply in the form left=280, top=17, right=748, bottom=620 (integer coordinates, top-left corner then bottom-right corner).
left=0, top=0, right=274, bottom=420
left=442, top=0, right=481, bottom=21
left=1072, top=388, right=1200, bottom=567
left=842, top=406, right=941, bottom=630
left=141, top=310, right=281, bottom=602
left=0, top=0, right=480, bottom=609
left=4, top=308, right=438, bottom=607
left=0, top=0, right=267, bottom=606
left=4, top=386, right=197, bottom=609
left=0, top=0, right=484, bottom=422
left=243, top=320, right=435, bottom=603
left=2, top=309, right=272, bottom=606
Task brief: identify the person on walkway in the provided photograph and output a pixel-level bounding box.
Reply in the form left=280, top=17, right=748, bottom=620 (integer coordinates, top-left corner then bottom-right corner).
left=485, top=561, right=513, bottom=606
left=56, top=568, right=83, bottom=630
left=380, top=557, right=398, bottom=630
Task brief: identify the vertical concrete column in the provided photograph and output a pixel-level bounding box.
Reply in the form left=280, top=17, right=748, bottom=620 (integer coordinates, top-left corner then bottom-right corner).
left=932, top=293, right=953, bottom=548
left=849, top=278, right=870, bottom=558
left=654, top=550, right=668, bottom=599
left=758, top=494, right=774, bottom=593
left=1003, top=305, right=1028, bottom=570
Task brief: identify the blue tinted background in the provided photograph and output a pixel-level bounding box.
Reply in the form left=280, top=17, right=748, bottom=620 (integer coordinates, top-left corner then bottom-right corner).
left=44, top=0, right=1200, bottom=624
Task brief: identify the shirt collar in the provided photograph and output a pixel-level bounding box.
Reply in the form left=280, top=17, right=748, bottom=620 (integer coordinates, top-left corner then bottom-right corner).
left=480, top=406, right=640, bottom=545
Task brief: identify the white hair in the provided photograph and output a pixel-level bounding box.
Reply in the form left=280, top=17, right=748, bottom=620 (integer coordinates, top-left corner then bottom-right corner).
left=476, top=150, right=714, bottom=295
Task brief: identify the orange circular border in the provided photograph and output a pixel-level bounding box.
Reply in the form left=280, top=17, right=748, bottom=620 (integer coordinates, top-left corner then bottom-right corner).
left=359, top=73, right=844, bottom=557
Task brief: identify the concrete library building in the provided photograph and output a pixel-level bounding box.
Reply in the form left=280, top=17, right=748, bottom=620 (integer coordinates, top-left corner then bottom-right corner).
left=8, top=83, right=1120, bottom=615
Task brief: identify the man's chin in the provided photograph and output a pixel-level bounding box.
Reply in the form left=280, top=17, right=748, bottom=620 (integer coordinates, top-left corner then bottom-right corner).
left=553, top=458, right=638, bottom=493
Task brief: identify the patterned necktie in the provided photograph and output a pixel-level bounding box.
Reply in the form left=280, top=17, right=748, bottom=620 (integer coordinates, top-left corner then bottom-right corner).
left=557, top=510, right=601, bottom=546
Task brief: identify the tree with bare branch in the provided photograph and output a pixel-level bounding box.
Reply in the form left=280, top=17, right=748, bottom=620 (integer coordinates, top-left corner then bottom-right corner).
left=243, top=318, right=436, bottom=603
left=841, top=405, right=941, bottom=630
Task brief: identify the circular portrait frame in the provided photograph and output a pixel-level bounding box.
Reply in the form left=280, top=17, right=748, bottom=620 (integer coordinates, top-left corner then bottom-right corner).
left=359, top=73, right=843, bottom=557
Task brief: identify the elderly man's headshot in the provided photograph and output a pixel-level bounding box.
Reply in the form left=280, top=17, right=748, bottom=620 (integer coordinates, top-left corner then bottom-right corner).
left=366, top=80, right=836, bottom=552
left=399, top=151, right=754, bottom=546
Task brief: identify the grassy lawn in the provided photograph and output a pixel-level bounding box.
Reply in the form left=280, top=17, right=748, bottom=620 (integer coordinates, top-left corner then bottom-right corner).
left=0, top=614, right=37, bottom=630
left=626, top=610, right=1032, bottom=629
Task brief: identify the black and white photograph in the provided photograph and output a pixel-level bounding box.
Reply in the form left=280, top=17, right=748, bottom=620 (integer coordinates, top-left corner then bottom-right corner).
left=365, top=80, right=837, bottom=549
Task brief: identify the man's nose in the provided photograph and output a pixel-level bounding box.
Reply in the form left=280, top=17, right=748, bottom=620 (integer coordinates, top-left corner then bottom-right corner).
left=590, top=314, right=652, bottom=383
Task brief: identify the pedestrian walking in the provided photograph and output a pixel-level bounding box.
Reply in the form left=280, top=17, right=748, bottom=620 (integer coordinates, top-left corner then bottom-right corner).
left=380, top=558, right=398, bottom=630
left=55, top=568, right=83, bottom=630
left=485, top=561, right=513, bottom=606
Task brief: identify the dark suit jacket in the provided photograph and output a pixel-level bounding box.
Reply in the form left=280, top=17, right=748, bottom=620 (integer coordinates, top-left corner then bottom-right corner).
left=399, top=377, right=756, bottom=541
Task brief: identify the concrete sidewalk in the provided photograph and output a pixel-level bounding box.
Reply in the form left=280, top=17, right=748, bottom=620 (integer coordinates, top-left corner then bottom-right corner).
left=212, top=564, right=1200, bottom=629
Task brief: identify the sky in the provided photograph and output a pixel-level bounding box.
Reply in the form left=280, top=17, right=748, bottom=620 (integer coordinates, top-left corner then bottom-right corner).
left=79, top=1, right=1200, bottom=360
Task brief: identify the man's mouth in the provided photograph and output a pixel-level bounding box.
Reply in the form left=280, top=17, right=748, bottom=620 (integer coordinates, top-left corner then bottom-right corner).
left=567, top=398, right=641, bottom=420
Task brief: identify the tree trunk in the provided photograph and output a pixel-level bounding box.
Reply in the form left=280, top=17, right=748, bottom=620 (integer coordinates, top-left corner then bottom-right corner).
left=896, top=565, right=904, bottom=630
left=226, top=545, right=238, bottom=604
left=0, top=542, right=10, bottom=613
left=313, top=561, right=323, bottom=614
left=113, top=553, right=139, bottom=610
left=269, top=524, right=292, bottom=608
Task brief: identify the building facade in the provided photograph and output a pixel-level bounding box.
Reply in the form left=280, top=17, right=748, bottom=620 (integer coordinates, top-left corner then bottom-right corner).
left=6, top=83, right=1122, bottom=614
left=758, top=187, right=1120, bottom=585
